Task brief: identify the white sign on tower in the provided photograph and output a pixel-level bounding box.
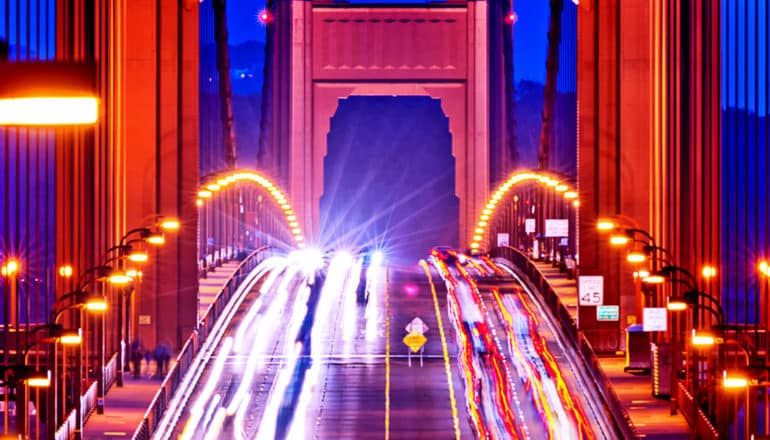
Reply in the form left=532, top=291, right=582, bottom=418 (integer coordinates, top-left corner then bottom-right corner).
left=525, top=218, right=536, bottom=234
left=578, top=275, right=604, bottom=306
left=643, top=307, right=668, bottom=332
left=545, top=219, right=569, bottom=237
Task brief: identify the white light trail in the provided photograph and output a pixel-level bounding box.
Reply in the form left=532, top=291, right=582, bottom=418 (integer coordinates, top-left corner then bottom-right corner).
left=365, top=262, right=383, bottom=342
left=179, top=337, right=234, bottom=440
left=341, top=258, right=362, bottom=346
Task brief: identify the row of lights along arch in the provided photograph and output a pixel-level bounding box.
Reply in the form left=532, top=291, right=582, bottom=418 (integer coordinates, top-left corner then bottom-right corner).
left=197, top=171, right=305, bottom=248
left=470, top=171, right=579, bottom=251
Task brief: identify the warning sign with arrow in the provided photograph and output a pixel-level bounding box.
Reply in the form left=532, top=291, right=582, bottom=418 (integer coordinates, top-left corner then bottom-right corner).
left=403, top=332, right=427, bottom=353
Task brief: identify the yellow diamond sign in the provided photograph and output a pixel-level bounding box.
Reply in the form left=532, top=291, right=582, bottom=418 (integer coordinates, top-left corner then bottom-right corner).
left=403, top=332, right=427, bottom=353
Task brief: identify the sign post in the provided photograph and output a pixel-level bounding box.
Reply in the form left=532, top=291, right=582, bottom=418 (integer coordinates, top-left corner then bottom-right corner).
left=403, top=317, right=429, bottom=367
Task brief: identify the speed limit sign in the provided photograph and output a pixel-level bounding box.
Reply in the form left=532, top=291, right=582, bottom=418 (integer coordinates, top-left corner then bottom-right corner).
left=578, top=276, right=604, bottom=306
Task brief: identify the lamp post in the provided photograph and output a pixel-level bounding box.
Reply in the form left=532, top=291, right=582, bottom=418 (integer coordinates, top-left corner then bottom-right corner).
left=1, top=258, right=21, bottom=434
left=109, top=218, right=178, bottom=387
left=16, top=323, right=80, bottom=439
left=45, top=288, right=107, bottom=438
left=0, top=364, right=51, bottom=439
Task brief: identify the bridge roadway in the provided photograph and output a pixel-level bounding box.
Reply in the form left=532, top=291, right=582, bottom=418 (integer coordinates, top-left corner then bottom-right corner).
left=154, top=251, right=620, bottom=439
left=163, top=256, right=475, bottom=439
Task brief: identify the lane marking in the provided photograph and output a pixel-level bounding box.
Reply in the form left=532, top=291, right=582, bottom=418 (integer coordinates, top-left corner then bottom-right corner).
left=385, top=267, right=391, bottom=440
left=420, top=261, right=461, bottom=440
left=217, top=354, right=448, bottom=360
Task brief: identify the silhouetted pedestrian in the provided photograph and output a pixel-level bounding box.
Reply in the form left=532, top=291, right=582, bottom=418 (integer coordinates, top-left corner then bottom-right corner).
left=130, top=339, right=144, bottom=379
left=153, top=341, right=172, bottom=378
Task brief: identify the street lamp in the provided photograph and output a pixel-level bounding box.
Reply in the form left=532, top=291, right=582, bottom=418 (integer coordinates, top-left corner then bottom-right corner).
left=13, top=323, right=82, bottom=438
left=667, top=297, right=689, bottom=311
left=45, top=289, right=107, bottom=436
left=109, top=219, right=179, bottom=388
left=609, top=234, right=630, bottom=246
left=642, top=273, right=666, bottom=284
left=722, top=371, right=749, bottom=389
left=0, top=62, right=98, bottom=126
left=691, top=330, right=718, bottom=347
left=626, top=251, right=647, bottom=264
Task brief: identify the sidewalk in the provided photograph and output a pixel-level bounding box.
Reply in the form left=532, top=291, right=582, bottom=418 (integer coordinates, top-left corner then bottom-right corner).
left=198, top=261, right=242, bottom=320
left=81, top=361, right=172, bottom=439
left=81, top=262, right=241, bottom=439
left=532, top=261, right=691, bottom=439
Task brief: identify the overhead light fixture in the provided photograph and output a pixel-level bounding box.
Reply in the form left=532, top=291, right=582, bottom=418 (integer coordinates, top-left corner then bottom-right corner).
left=160, top=219, right=180, bottom=231
left=84, top=297, right=108, bottom=312
left=0, top=62, right=98, bottom=126
left=147, top=233, right=165, bottom=245
left=128, top=250, right=149, bottom=263
left=596, top=219, right=616, bottom=231
left=26, top=370, right=52, bottom=388
left=609, top=235, right=630, bottom=246
left=722, top=370, right=748, bottom=389
left=59, top=328, right=82, bottom=345
left=691, top=330, right=716, bottom=347
left=666, top=298, right=688, bottom=311
left=642, top=274, right=666, bottom=284
left=108, top=271, right=132, bottom=285
left=58, top=264, right=74, bottom=278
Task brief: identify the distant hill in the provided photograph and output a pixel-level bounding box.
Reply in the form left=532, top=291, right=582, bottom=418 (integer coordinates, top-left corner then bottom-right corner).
left=201, top=40, right=266, bottom=96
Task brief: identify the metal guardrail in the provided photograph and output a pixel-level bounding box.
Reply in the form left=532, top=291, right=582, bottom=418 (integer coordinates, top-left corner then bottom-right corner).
left=490, top=246, right=638, bottom=439
left=130, top=246, right=271, bottom=440
left=677, top=381, right=719, bottom=440
left=55, top=382, right=97, bottom=440
left=104, top=353, right=118, bottom=391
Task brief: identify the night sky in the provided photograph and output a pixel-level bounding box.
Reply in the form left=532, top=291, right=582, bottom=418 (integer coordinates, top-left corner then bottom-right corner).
left=225, top=0, right=550, bottom=83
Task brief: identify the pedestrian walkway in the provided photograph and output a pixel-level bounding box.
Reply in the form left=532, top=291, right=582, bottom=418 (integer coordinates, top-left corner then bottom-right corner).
left=198, top=261, right=242, bottom=320
left=81, top=359, right=173, bottom=439
left=81, top=262, right=242, bottom=439
left=532, top=260, right=691, bottom=439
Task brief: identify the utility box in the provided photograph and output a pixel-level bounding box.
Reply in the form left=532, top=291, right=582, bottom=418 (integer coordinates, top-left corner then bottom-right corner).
left=625, top=324, right=650, bottom=373
left=651, top=342, right=672, bottom=398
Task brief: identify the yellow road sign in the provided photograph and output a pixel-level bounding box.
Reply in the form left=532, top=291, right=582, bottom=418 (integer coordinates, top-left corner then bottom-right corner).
left=403, top=332, right=427, bottom=353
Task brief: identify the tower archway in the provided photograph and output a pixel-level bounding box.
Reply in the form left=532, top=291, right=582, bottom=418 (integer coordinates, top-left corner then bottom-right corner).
left=285, top=1, right=492, bottom=247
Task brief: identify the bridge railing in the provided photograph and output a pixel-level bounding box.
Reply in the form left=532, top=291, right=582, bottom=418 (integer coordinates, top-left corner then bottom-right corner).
left=131, top=246, right=272, bottom=440
left=489, top=246, right=637, bottom=439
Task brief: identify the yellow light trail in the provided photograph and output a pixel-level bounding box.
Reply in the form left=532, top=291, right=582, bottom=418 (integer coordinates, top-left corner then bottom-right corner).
left=420, top=261, right=462, bottom=440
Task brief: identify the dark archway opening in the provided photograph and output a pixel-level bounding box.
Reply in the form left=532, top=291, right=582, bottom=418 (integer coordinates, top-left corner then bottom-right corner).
left=320, top=96, right=459, bottom=264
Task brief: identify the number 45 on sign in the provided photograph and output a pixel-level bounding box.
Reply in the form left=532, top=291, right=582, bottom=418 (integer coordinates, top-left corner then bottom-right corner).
left=578, top=275, right=604, bottom=306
